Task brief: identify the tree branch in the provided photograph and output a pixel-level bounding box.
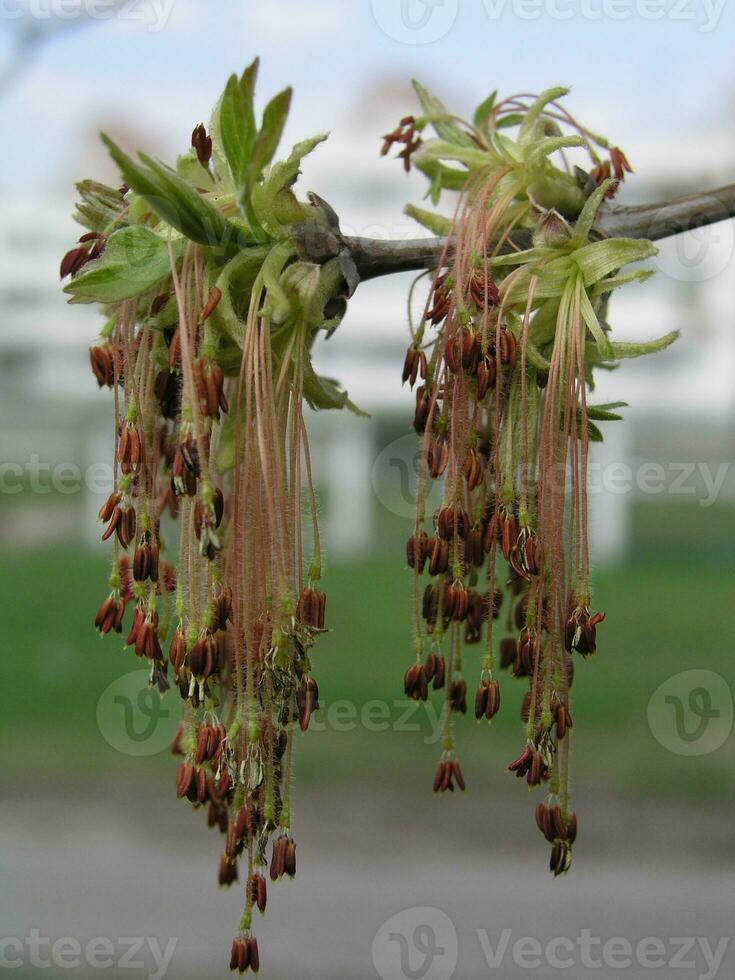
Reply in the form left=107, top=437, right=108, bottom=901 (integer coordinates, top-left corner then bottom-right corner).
left=341, top=183, right=735, bottom=281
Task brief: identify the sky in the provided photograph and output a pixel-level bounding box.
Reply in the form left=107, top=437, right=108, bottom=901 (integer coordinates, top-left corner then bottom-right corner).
left=0, top=0, right=734, bottom=197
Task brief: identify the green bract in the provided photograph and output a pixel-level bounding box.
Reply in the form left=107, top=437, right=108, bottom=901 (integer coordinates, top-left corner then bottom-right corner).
left=64, top=59, right=361, bottom=434
left=400, top=84, right=678, bottom=421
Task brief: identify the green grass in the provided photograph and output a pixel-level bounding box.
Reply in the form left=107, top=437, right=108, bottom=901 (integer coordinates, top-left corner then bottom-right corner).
left=5, top=500, right=734, bottom=802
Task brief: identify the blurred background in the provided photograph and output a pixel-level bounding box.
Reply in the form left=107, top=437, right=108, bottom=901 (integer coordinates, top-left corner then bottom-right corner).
left=2, top=2, right=735, bottom=978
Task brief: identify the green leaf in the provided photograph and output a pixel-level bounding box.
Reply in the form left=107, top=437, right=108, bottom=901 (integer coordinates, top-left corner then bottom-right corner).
left=590, top=399, right=627, bottom=410
left=302, top=354, right=368, bottom=416
left=518, top=87, right=569, bottom=143
left=217, top=412, right=237, bottom=472
left=586, top=401, right=627, bottom=421
left=404, top=204, right=452, bottom=236
left=495, top=112, right=524, bottom=130
left=250, top=88, right=293, bottom=180
left=140, top=151, right=249, bottom=251
left=491, top=245, right=556, bottom=268
left=590, top=330, right=679, bottom=361
left=527, top=134, right=585, bottom=167
left=412, top=80, right=475, bottom=147
left=473, top=91, right=497, bottom=129
left=63, top=226, right=182, bottom=304
left=492, top=132, right=524, bottom=165
left=219, top=65, right=258, bottom=191
left=413, top=139, right=493, bottom=201
left=73, top=180, right=125, bottom=232
left=209, top=245, right=271, bottom=346
left=525, top=340, right=551, bottom=371
left=500, top=256, right=574, bottom=306
left=176, top=151, right=215, bottom=191
left=528, top=297, right=561, bottom=346
left=260, top=241, right=297, bottom=325
left=564, top=407, right=609, bottom=442
left=251, top=133, right=328, bottom=230
left=421, top=161, right=469, bottom=203
left=572, top=179, right=613, bottom=242
left=572, top=238, right=657, bottom=287
left=413, top=139, right=493, bottom=170
left=588, top=268, right=655, bottom=300
left=281, top=261, right=321, bottom=313
left=527, top=175, right=587, bottom=218
left=579, top=282, right=614, bottom=360
left=102, top=134, right=250, bottom=253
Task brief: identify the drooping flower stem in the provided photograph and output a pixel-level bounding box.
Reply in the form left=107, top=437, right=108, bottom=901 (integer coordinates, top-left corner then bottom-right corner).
left=395, top=82, right=671, bottom=877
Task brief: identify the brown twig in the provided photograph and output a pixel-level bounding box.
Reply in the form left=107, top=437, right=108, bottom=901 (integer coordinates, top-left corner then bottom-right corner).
left=339, top=183, right=735, bottom=281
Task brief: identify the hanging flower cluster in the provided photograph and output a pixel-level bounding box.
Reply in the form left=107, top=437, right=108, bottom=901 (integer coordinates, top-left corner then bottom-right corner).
left=64, top=63, right=682, bottom=974
left=387, top=84, right=677, bottom=876
left=62, top=61, right=362, bottom=974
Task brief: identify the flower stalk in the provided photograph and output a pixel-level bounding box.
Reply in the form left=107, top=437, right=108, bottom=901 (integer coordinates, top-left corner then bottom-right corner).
left=392, top=82, right=677, bottom=876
